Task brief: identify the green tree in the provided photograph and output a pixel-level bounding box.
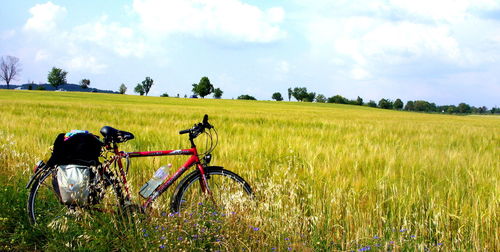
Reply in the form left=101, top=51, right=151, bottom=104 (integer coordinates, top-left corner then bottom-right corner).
left=367, top=100, right=377, bottom=108
left=141, top=77, right=153, bottom=96
left=457, top=102, right=471, bottom=113
left=315, top=94, right=326, bottom=103
left=292, top=87, right=308, bottom=101
left=327, top=95, right=348, bottom=104
left=378, top=98, right=393, bottom=109
left=237, top=94, right=256, bottom=100
left=213, top=88, right=223, bottom=99
left=160, top=92, right=169, bottom=97
left=118, top=83, right=127, bottom=94
left=272, top=92, right=283, bottom=101
left=303, top=92, right=316, bottom=102
left=47, top=67, right=67, bottom=89
left=287, top=88, right=292, bottom=101
left=192, top=76, right=214, bottom=98
left=80, top=79, right=90, bottom=89
left=404, top=101, right=415, bottom=111
left=134, top=84, right=145, bottom=96
left=355, top=96, right=363, bottom=105
left=393, top=98, right=403, bottom=110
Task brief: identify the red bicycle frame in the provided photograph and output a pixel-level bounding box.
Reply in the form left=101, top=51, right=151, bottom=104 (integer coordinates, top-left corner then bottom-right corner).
left=104, top=143, right=210, bottom=210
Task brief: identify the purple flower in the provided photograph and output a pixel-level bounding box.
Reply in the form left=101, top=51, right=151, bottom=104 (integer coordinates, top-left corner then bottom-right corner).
left=161, top=212, right=167, bottom=216
left=288, top=247, right=292, bottom=251
left=159, top=245, right=165, bottom=249
left=400, top=229, right=407, bottom=232
left=143, top=233, right=148, bottom=237
left=231, top=211, right=236, bottom=215
left=161, top=236, right=166, bottom=240
left=198, top=202, right=203, bottom=205
left=285, top=237, right=290, bottom=241
left=410, top=235, right=416, bottom=238
left=253, top=227, right=260, bottom=231
left=373, top=235, right=379, bottom=239
left=178, top=237, right=183, bottom=241
left=437, top=243, right=443, bottom=246
left=272, top=248, right=276, bottom=250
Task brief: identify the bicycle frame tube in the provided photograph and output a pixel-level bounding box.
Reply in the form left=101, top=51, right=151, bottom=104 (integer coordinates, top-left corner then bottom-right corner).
left=124, top=147, right=208, bottom=209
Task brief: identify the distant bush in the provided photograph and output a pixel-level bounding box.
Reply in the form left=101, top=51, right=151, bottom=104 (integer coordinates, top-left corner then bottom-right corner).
left=237, top=94, right=256, bottom=100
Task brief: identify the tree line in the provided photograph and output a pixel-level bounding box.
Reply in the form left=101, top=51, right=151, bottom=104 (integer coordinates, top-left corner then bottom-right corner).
left=268, top=86, right=499, bottom=115
left=1, top=55, right=498, bottom=113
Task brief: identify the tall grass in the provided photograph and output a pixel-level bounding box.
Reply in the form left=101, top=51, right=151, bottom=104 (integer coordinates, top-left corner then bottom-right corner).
left=0, top=90, right=498, bottom=250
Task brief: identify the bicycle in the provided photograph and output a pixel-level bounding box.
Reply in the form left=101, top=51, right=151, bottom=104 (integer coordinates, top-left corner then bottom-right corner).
left=26, top=114, right=254, bottom=226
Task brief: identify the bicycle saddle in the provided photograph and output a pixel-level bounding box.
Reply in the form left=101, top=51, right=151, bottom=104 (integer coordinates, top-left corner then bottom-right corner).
left=100, top=126, right=135, bottom=143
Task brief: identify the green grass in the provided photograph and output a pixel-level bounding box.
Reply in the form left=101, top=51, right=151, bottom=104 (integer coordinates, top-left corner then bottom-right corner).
left=0, top=90, right=498, bottom=251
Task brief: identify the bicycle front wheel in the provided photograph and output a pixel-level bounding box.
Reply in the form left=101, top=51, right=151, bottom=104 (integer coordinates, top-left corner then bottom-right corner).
left=170, top=166, right=254, bottom=213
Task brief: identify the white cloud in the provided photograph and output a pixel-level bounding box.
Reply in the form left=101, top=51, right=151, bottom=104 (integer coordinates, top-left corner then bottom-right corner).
left=24, top=1, right=67, bottom=32
left=132, top=0, right=286, bottom=43
left=35, top=50, right=50, bottom=61
left=302, top=0, right=500, bottom=81
left=389, top=0, right=499, bottom=23
left=72, top=17, right=147, bottom=57
left=66, top=56, right=108, bottom=74
left=276, top=60, right=290, bottom=74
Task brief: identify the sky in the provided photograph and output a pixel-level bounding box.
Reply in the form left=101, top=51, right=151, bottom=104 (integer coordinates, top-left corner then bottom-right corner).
left=1, top=0, right=499, bottom=107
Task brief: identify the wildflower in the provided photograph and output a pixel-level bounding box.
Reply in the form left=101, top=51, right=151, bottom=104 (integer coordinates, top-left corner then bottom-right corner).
left=144, top=233, right=148, bottom=237
left=373, top=236, right=379, bottom=239
left=178, top=237, right=183, bottom=241
left=161, top=236, right=166, bottom=240
left=272, top=248, right=276, bottom=250
left=410, top=235, right=416, bottom=238
left=198, top=202, right=203, bottom=206
left=159, top=245, right=165, bottom=249
left=285, top=237, right=290, bottom=241
left=142, top=228, right=146, bottom=232
left=253, top=227, right=260, bottom=231
left=400, top=229, right=407, bottom=232
left=288, top=247, right=292, bottom=251
left=437, top=243, right=443, bottom=246
left=231, top=211, right=236, bottom=215
left=161, top=212, right=167, bottom=217
left=155, top=226, right=159, bottom=230
left=389, top=241, right=394, bottom=245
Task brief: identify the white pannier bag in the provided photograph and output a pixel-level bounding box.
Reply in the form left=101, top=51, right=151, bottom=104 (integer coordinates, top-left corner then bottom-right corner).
left=55, top=165, right=92, bottom=205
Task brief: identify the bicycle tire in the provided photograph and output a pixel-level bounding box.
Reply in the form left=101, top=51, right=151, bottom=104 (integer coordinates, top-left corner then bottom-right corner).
left=170, top=166, right=254, bottom=213
left=27, top=168, right=126, bottom=226
left=27, top=169, right=70, bottom=226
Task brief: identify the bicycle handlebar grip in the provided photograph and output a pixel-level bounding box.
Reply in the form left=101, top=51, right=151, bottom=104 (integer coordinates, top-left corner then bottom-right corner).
left=179, top=129, right=190, bottom=135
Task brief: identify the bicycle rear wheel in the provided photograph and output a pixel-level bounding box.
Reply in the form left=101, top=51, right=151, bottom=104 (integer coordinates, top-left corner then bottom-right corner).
left=27, top=168, right=125, bottom=226
left=27, top=169, right=80, bottom=226
left=170, top=166, right=254, bottom=213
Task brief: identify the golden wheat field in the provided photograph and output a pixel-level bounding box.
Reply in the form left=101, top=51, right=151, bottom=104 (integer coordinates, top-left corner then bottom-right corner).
left=0, top=90, right=498, bottom=251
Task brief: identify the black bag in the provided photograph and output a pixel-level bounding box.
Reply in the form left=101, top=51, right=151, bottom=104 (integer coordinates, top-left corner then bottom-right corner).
left=47, top=131, right=103, bottom=205
left=47, top=132, right=103, bottom=167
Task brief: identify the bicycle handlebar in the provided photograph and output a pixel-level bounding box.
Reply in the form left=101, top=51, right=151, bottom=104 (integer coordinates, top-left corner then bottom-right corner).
left=179, top=114, right=213, bottom=136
